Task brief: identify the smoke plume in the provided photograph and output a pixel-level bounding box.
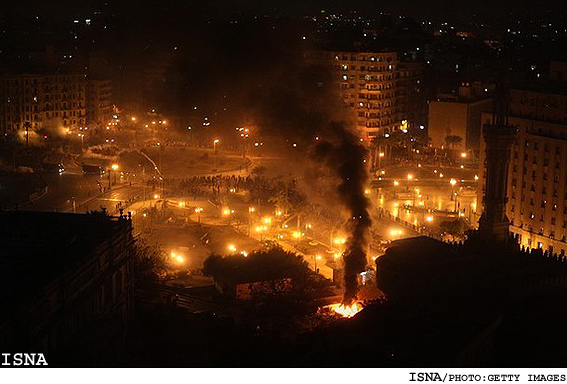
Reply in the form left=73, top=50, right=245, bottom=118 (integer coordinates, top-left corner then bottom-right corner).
left=313, top=125, right=372, bottom=304
left=175, top=18, right=373, bottom=302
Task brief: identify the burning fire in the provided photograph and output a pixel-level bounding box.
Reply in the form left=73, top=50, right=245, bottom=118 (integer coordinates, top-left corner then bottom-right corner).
left=328, top=302, right=363, bottom=318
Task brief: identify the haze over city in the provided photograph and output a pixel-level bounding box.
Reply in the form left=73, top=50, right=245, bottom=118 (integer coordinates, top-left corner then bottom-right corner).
left=1, top=0, right=567, bottom=372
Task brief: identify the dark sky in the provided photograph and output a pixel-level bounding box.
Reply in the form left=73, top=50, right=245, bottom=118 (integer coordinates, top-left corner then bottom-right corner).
left=2, top=0, right=564, bottom=20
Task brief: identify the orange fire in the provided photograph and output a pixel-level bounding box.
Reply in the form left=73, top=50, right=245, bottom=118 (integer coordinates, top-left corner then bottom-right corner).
left=328, top=302, right=363, bottom=318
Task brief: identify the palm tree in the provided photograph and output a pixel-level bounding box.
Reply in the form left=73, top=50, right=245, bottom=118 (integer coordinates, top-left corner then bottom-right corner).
left=445, top=135, right=463, bottom=150
left=370, top=135, right=388, bottom=169
left=269, top=189, right=292, bottom=215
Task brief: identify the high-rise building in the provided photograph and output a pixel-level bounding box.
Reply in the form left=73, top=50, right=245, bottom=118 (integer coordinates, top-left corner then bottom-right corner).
left=477, top=85, right=567, bottom=254
left=305, top=51, right=425, bottom=140
left=0, top=73, right=87, bottom=136
left=0, top=74, right=44, bottom=135
left=43, top=74, right=87, bottom=130
left=86, top=78, right=113, bottom=127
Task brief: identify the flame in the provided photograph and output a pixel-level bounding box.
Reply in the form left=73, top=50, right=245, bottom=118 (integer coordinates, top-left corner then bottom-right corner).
left=328, top=302, right=363, bottom=318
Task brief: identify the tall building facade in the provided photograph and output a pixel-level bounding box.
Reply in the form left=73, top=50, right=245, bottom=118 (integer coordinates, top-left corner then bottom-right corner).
left=0, top=75, right=44, bottom=135
left=478, top=86, right=567, bottom=254
left=305, top=51, right=425, bottom=140
left=43, top=74, right=87, bottom=130
left=86, top=78, right=113, bottom=126
left=0, top=73, right=87, bottom=136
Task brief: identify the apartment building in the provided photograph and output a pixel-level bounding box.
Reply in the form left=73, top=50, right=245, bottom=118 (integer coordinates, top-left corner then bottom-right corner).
left=86, top=78, right=113, bottom=126
left=478, top=86, right=567, bottom=254
left=0, top=73, right=87, bottom=136
left=305, top=50, right=425, bottom=140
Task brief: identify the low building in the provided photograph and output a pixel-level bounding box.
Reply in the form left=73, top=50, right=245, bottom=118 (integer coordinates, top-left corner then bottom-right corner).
left=214, top=275, right=292, bottom=300
left=373, top=235, right=567, bottom=365
left=0, top=211, right=135, bottom=366
left=428, top=82, right=493, bottom=152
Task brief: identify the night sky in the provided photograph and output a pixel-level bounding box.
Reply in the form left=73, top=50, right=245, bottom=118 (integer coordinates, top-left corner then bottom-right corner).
left=2, top=0, right=564, bottom=20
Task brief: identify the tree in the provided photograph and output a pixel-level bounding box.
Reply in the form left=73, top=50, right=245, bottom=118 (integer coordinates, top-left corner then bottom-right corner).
left=251, top=165, right=267, bottom=178
left=440, top=219, right=464, bottom=241
left=445, top=135, right=463, bottom=150
left=203, top=245, right=331, bottom=302
left=269, top=188, right=293, bottom=215
left=370, top=135, right=388, bottom=168
left=132, top=239, right=167, bottom=286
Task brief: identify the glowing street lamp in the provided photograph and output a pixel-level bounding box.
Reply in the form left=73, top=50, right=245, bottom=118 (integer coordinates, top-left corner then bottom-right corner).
left=389, top=229, right=403, bottom=239
left=108, top=164, right=120, bottom=189
left=255, top=225, right=266, bottom=240
left=314, top=254, right=322, bottom=272
left=450, top=179, right=458, bottom=211
left=194, top=207, right=203, bottom=224
left=333, top=237, right=346, bottom=245
left=170, top=251, right=185, bottom=264
left=78, top=133, right=85, bottom=150
left=213, top=139, right=220, bottom=168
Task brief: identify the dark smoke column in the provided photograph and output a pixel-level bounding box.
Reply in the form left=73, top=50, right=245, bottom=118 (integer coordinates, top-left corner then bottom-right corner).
left=314, top=124, right=372, bottom=305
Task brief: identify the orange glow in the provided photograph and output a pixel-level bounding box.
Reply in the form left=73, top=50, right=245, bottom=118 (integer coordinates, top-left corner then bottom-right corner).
left=328, top=302, right=363, bottom=318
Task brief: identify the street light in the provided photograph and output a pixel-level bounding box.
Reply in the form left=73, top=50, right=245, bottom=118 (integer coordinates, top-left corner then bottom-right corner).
left=389, top=229, right=403, bottom=239
left=213, top=139, right=220, bottom=168
left=378, top=152, right=385, bottom=169
left=450, top=179, right=458, bottom=211
left=108, top=164, right=119, bottom=189
left=314, top=254, right=322, bottom=273
left=78, top=133, right=84, bottom=151
left=195, top=207, right=203, bottom=224
left=255, top=225, right=266, bottom=241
